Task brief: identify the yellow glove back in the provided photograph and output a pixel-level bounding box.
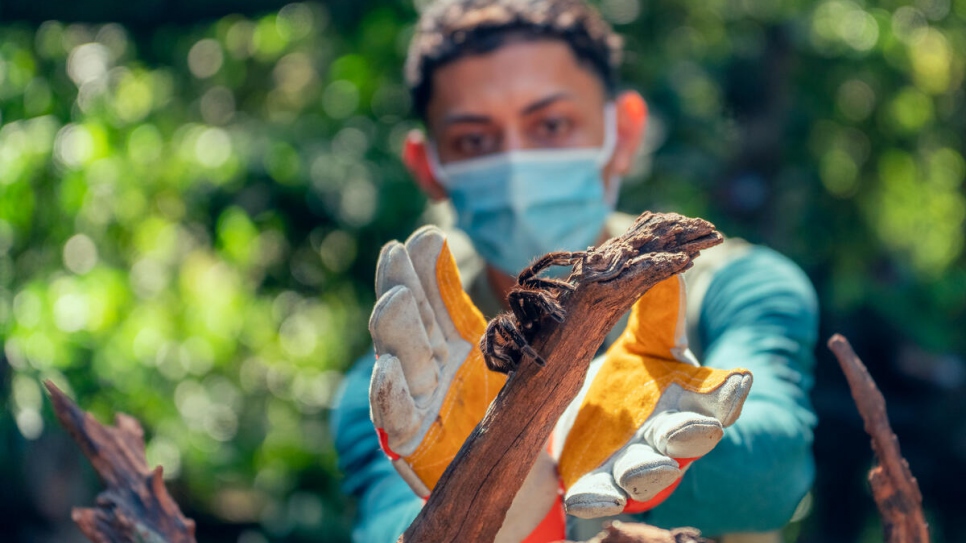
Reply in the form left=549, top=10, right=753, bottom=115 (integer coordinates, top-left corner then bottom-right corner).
left=556, top=275, right=753, bottom=518
left=369, top=226, right=565, bottom=543
left=368, top=226, right=506, bottom=493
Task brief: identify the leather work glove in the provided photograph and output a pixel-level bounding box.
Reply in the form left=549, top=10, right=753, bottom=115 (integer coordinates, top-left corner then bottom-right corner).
left=368, top=225, right=565, bottom=543
left=553, top=274, right=753, bottom=518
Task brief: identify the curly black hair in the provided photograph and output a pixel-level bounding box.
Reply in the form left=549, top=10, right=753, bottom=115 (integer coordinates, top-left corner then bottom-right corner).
left=405, top=0, right=622, bottom=120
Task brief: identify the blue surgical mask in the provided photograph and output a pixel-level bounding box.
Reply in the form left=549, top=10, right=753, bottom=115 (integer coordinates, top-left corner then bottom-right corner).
left=430, top=104, right=619, bottom=276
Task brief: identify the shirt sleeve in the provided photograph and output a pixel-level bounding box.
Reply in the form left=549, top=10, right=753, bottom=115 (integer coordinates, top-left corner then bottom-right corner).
left=643, top=246, right=819, bottom=536
left=332, top=351, right=423, bottom=543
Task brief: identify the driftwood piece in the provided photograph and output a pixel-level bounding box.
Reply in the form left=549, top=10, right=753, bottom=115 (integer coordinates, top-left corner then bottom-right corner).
left=44, top=381, right=197, bottom=543
left=827, top=334, right=929, bottom=543
left=401, top=211, right=723, bottom=543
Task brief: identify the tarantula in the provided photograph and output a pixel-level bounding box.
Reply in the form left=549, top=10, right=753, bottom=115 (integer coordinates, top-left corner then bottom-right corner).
left=481, top=251, right=585, bottom=374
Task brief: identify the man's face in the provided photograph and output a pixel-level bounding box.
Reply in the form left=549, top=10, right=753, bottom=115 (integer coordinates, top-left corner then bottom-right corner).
left=403, top=38, right=646, bottom=200
left=426, top=39, right=609, bottom=163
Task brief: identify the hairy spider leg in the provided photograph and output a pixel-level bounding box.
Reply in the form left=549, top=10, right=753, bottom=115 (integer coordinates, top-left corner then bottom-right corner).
left=519, top=275, right=575, bottom=292
left=481, top=318, right=519, bottom=374
left=491, top=315, right=547, bottom=368
left=517, top=251, right=585, bottom=291
left=508, top=288, right=565, bottom=326
left=496, top=317, right=546, bottom=367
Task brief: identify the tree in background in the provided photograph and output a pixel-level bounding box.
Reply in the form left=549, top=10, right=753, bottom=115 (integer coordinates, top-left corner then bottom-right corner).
left=0, top=1, right=963, bottom=542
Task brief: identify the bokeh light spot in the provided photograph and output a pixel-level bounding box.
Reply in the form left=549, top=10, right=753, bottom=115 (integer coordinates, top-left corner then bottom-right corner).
left=196, top=127, right=232, bottom=168
left=95, top=23, right=129, bottom=60
left=910, top=28, right=953, bottom=94
left=114, top=70, right=154, bottom=123
left=225, top=20, right=255, bottom=59
left=54, top=292, right=89, bottom=332
left=13, top=290, right=42, bottom=329
left=322, top=80, right=359, bottom=119
left=338, top=177, right=377, bottom=227
left=840, top=9, right=878, bottom=51
left=146, top=436, right=182, bottom=480
left=279, top=311, right=319, bottom=358
left=201, top=86, right=236, bottom=125
left=821, top=148, right=860, bottom=197
left=888, top=87, right=934, bottom=133
left=54, top=124, right=95, bottom=168
left=127, top=123, right=164, bottom=164
left=15, top=408, right=43, bottom=440
left=331, top=126, right=369, bottom=159
left=319, top=230, right=356, bottom=273
left=277, top=3, right=315, bottom=41
left=12, top=374, right=42, bottom=411
left=188, top=39, right=224, bottom=79
left=917, top=0, right=951, bottom=19
left=130, top=257, right=169, bottom=299
left=67, top=42, right=109, bottom=85
left=63, top=233, right=98, bottom=274
left=253, top=16, right=288, bottom=60
left=892, top=7, right=927, bottom=44
left=204, top=403, right=239, bottom=441
left=836, top=79, right=876, bottom=121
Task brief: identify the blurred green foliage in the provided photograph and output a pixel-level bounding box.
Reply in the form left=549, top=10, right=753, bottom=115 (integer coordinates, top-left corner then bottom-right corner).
left=1, top=3, right=425, bottom=540
left=0, top=0, right=964, bottom=542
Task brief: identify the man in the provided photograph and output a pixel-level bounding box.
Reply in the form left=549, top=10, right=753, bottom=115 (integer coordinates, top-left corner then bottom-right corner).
left=332, top=0, right=818, bottom=541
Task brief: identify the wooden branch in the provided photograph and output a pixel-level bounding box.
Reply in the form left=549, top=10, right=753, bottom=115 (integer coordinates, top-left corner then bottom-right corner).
left=827, top=334, right=929, bottom=543
left=401, top=211, right=723, bottom=542
left=569, top=521, right=710, bottom=543
left=44, top=381, right=197, bottom=543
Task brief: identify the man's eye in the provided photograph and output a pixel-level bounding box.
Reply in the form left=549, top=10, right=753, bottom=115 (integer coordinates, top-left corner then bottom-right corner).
left=453, top=134, right=495, bottom=156
left=536, top=117, right=573, bottom=141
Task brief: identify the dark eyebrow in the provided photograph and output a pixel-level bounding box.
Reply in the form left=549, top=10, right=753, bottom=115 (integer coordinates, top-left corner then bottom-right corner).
left=440, top=92, right=574, bottom=127
left=520, top=92, right=573, bottom=116
left=441, top=112, right=493, bottom=127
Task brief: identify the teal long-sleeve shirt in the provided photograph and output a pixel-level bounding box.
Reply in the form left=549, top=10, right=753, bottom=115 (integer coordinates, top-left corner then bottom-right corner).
left=331, top=244, right=818, bottom=541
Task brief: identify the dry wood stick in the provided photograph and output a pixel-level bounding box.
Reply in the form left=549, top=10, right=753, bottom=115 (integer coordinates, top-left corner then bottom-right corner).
left=827, top=334, right=929, bottom=543
left=401, top=211, right=723, bottom=543
left=44, top=381, right=197, bottom=543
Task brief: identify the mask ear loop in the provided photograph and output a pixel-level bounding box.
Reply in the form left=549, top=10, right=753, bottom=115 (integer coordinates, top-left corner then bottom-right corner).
left=425, top=140, right=451, bottom=186
left=598, top=102, right=619, bottom=166
left=600, top=102, right=622, bottom=209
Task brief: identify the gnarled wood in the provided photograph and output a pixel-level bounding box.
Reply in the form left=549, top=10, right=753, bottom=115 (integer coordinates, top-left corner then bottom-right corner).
left=44, top=381, right=197, bottom=543
left=828, top=334, right=929, bottom=543
left=400, top=211, right=723, bottom=543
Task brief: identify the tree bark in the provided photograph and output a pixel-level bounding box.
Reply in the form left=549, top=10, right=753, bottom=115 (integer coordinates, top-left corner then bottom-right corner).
left=400, top=211, right=723, bottom=543
left=827, top=334, right=930, bottom=543
left=44, top=381, right=197, bottom=543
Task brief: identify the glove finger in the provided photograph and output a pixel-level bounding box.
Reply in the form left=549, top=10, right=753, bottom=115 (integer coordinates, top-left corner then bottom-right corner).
left=369, top=285, right=439, bottom=401
left=369, top=353, right=421, bottom=455
left=641, top=410, right=723, bottom=459
left=375, top=241, right=449, bottom=361
left=612, top=442, right=682, bottom=503
left=564, top=470, right=627, bottom=519
left=405, top=225, right=486, bottom=346
left=679, top=372, right=753, bottom=428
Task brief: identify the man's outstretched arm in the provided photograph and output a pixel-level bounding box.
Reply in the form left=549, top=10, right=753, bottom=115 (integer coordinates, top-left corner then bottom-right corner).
left=332, top=353, right=423, bottom=543
left=645, top=246, right=819, bottom=536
